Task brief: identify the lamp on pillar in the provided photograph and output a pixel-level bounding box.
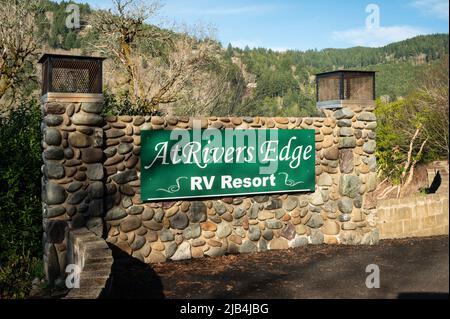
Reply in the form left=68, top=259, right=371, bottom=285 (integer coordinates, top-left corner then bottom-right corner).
left=38, top=54, right=106, bottom=103
left=315, top=70, right=376, bottom=109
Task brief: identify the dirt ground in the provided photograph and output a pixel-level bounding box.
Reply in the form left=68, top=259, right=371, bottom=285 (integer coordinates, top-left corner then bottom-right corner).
left=105, top=236, right=449, bottom=299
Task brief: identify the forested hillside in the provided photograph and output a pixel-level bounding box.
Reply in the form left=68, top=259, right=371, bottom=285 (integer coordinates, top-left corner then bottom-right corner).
left=231, top=34, right=448, bottom=116
left=35, top=1, right=448, bottom=116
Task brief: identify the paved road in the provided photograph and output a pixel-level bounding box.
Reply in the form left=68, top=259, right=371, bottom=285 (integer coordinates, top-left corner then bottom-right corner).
left=106, top=236, right=449, bottom=299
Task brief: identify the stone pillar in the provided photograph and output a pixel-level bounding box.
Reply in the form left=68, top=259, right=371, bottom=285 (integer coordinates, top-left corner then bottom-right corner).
left=323, top=101, right=379, bottom=244
left=41, top=96, right=104, bottom=286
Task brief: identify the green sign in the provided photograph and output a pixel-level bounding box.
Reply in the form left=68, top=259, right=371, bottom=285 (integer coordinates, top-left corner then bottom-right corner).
left=141, top=129, right=315, bottom=201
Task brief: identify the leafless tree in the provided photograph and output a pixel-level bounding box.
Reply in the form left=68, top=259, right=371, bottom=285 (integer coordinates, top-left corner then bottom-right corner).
left=416, top=55, right=449, bottom=159
left=0, top=0, right=42, bottom=106
left=88, top=0, right=234, bottom=115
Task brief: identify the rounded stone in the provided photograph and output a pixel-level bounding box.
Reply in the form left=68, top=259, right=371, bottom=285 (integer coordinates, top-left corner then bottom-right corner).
left=339, top=127, right=353, bottom=137
left=233, top=208, right=246, bottom=219
left=142, top=208, right=154, bottom=221
left=283, top=196, right=298, bottom=211
left=81, top=103, right=103, bottom=114
left=44, top=115, right=63, bottom=126
left=67, top=190, right=87, bottom=205
left=291, top=236, right=309, bottom=248
left=217, top=223, right=232, bottom=238
left=322, top=220, right=340, bottom=235
left=45, top=161, right=65, bottom=179
left=248, top=225, right=261, bottom=241
left=262, top=229, right=273, bottom=240
left=118, top=143, right=133, bottom=155
left=169, top=212, right=189, bottom=230
left=339, top=213, right=352, bottom=222
left=104, top=146, right=117, bottom=158
left=310, top=191, right=324, bottom=206
left=363, top=140, right=376, bottom=154
left=310, top=229, right=324, bottom=245
left=239, top=240, right=257, bottom=254
left=121, top=216, right=142, bottom=232
left=254, top=196, right=269, bottom=203
left=44, top=147, right=64, bottom=160
left=213, top=201, right=227, bottom=215
left=147, top=251, right=166, bottom=263
left=295, top=224, right=308, bottom=235
left=339, top=137, right=356, bottom=149
left=46, top=103, right=66, bottom=115
left=67, top=181, right=83, bottom=193
left=86, top=164, right=104, bottom=181
left=266, top=219, right=283, bottom=229
left=249, top=203, right=259, bottom=219
left=280, top=223, right=296, bottom=240
left=338, top=198, right=354, bottom=214
left=105, top=207, right=127, bottom=221
left=68, top=133, right=90, bottom=148
left=45, top=182, right=66, bottom=205
left=128, top=206, right=144, bottom=215
left=46, top=206, right=66, bottom=218
left=342, top=222, right=357, bottom=231
left=164, top=242, right=178, bottom=259
left=324, top=146, right=339, bottom=160
left=130, top=236, right=145, bottom=251
left=318, top=173, right=333, bottom=186
left=307, top=214, right=324, bottom=229
left=112, top=170, right=138, bottom=184
left=266, top=199, right=282, bottom=210
left=339, top=175, right=361, bottom=198
left=357, top=112, right=376, bottom=122
left=45, top=128, right=62, bottom=146
left=187, top=202, right=207, bottom=223
left=72, top=112, right=103, bottom=126
left=183, top=223, right=201, bottom=239
left=64, top=148, right=74, bottom=159
left=171, top=242, right=191, bottom=261
left=81, top=148, right=104, bottom=163
left=89, top=182, right=104, bottom=198
left=159, top=229, right=174, bottom=242
left=334, top=108, right=355, bottom=120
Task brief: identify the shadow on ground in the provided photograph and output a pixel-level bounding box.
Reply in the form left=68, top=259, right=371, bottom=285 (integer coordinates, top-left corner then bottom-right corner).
left=103, top=236, right=449, bottom=299
left=103, top=244, right=165, bottom=299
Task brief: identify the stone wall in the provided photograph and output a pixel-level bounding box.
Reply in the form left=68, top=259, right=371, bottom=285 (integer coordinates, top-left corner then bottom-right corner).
left=102, top=104, right=379, bottom=264
left=378, top=194, right=449, bottom=239
left=41, top=100, right=105, bottom=285
left=41, top=98, right=379, bottom=280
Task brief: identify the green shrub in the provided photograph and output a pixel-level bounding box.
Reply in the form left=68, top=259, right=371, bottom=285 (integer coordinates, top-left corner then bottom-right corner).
left=0, top=100, right=43, bottom=298
left=103, top=90, right=157, bottom=116
left=0, top=253, right=43, bottom=299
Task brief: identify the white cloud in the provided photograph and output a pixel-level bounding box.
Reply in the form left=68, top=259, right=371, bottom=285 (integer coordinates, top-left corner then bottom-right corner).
left=332, top=25, right=429, bottom=47
left=230, top=40, right=262, bottom=49
left=412, top=0, right=449, bottom=19
left=176, top=4, right=275, bottom=16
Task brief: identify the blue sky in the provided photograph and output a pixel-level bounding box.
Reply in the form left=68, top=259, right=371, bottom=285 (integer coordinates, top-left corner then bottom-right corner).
left=82, top=0, right=449, bottom=51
